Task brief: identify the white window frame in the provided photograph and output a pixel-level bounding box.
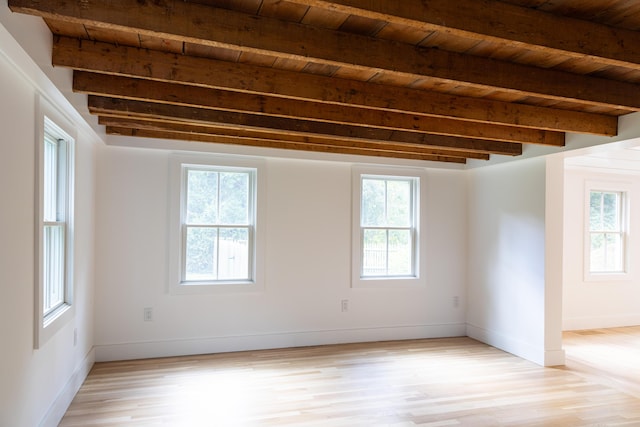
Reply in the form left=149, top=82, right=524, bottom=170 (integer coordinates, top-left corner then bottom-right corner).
left=584, top=180, right=630, bottom=282
left=168, top=154, right=265, bottom=294
left=35, top=103, right=75, bottom=348
left=352, top=166, right=426, bottom=288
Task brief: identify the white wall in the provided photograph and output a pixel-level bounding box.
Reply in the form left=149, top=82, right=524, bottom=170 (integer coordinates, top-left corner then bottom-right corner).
left=563, top=168, right=640, bottom=330
left=94, top=147, right=468, bottom=361
left=0, top=35, right=98, bottom=427
left=466, top=157, right=564, bottom=366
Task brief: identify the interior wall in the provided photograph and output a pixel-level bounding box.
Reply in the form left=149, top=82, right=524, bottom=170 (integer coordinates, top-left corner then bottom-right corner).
left=466, top=157, right=559, bottom=365
left=0, top=44, right=98, bottom=427
left=563, top=168, right=640, bottom=330
left=93, top=146, right=468, bottom=361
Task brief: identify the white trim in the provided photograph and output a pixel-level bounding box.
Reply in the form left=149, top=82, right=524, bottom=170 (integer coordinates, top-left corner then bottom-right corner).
left=563, top=314, right=640, bottom=331
left=351, top=165, right=427, bottom=288
left=39, top=348, right=95, bottom=427
left=35, top=97, right=76, bottom=348
left=168, top=153, right=266, bottom=295
left=94, top=324, right=466, bottom=362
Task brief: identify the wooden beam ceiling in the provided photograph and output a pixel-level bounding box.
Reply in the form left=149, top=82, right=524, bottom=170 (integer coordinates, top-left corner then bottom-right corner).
left=88, top=96, right=523, bottom=156
left=285, top=0, right=640, bottom=69
left=73, top=71, right=565, bottom=146
left=9, top=0, right=640, bottom=163
left=52, top=37, right=618, bottom=136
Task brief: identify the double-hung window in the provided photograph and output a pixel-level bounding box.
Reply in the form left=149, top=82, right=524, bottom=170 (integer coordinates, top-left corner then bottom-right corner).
left=183, top=166, right=254, bottom=282
left=588, top=189, right=627, bottom=275
left=36, top=116, right=74, bottom=347
left=352, top=168, right=423, bottom=287
left=169, top=156, right=264, bottom=294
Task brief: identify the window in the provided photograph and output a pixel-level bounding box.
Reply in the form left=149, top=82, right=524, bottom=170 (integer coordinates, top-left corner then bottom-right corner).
left=183, top=167, right=254, bottom=282
left=36, top=114, right=75, bottom=347
left=352, top=167, right=424, bottom=287
left=169, top=155, right=264, bottom=294
left=588, top=190, right=626, bottom=274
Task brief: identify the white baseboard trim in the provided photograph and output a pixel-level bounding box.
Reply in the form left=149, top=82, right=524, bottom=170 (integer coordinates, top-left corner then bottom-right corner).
left=466, top=324, right=564, bottom=367
left=95, top=323, right=467, bottom=362
left=563, top=315, right=640, bottom=331
left=39, top=347, right=95, bottom=427
left=544, top=349, right=566, bottom=367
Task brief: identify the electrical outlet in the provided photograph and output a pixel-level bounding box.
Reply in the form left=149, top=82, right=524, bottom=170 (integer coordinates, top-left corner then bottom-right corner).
left=73, top=328, right=78, bottom=346
left=453, top=296, right=460, bottom=308
left=143, top=307, right=153, bottom=322
left=341, top=299, right=349, bottom=312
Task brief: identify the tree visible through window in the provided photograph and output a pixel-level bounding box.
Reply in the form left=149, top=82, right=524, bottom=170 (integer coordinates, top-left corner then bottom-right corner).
left=589, top=190, right=625, bottom=273
left=182, top=167, right=254, bottom=282
left=360, top=175, right=417, bottom=278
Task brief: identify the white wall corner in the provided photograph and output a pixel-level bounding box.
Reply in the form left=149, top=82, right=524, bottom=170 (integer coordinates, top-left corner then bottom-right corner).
left=544, top=155, right=566, bottom=365
left=466, top=323, right=546, bottom=366
left=39, top=348, right=95, bottom=427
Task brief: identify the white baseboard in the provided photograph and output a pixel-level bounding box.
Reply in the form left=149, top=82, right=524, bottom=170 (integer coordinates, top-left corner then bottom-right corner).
left=563, top=314, right=640, bottom=331
left=95, top=323, right=467, bottom=362
left=544, top=349, right=566, bottom=367
left=39, top=347, right=95, bottom=427
left=466, top=323, right=564, bottom=367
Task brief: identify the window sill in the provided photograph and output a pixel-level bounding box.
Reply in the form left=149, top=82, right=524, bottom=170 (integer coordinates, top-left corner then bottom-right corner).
left=584, top=272, right=631, bottom=282
left=352, top=276, right=425, bottom=289
left=43, top=303, right=72, bottom=328
left=169, top=280, right=264, bottom=295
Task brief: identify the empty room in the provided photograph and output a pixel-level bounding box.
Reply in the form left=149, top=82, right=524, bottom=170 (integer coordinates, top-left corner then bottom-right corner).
left=2, top=0, right=640, bottom=425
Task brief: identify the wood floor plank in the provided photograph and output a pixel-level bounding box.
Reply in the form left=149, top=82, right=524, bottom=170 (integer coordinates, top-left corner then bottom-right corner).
left=60, top=328, right=640, bottom=426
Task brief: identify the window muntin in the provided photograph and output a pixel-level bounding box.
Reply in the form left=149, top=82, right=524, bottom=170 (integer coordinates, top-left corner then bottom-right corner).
left=42, top=118, right=71, bottom=320
left=181, top=166, right=255, bottom=284
left=589, top=190, right=626, bottom=273
left=360, top=175, right=417, bottom=278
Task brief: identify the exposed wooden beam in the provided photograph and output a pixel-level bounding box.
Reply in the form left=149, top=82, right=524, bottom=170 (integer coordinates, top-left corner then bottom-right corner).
left=99, top=116, right=489, bottom=160
left=88, top=96, right=523, bottom=156
left=106, top=126, right=468, bottom=164
left=286, top=0, right=640, bottom=70
left=52, top=37, right=618, bottom=136
left=74, top=71, right=564, bottom=146
left=10, top=0, right=640, bottom=110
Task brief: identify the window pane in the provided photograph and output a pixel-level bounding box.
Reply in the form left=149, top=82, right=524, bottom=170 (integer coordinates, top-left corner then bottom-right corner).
left=186, top=170, right=218, bottom=224
left=362, top=178, right=385, bottom=226
left=220, top=172, right=249, bottom=225
left=44, top=138, right=58, bottom=222
left=362, top=229, right=387, bottom=276
left=218, top=228, right=249, bottom=280
left=590, top=233, right=604, bottom=272
left=387, top=180, right=411, bottom=227
left=602, top=192, right=619, bottom=231
left=589, top=191, right=602, bottom=231
left=590, top=232, right=624, bottom=273
left=604, top=233, right=623, bottom=271
left=387, top=229, right=412, bottom=276
left=185, top=227, right=217, bottom=281
left=43, top=224, right=65, bottom=314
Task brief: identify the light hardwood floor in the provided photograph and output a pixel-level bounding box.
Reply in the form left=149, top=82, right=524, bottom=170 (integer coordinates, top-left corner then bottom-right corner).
left=61, top=327, right=640, bottom=426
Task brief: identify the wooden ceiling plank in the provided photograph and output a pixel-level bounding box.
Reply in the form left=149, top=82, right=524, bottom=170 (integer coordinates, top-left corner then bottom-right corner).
left=73, top=71, right=564, bottom=146
left=98, top=116, right=489, bottom=160
left=10, top=0, right=640, bottom=110
left=52, top=36, right=618, bottom=136
left=284, top=0, right=640, bottom=69
left=105, top=126, right=467, bottom=164
left=87, top=96, right=523, bottom=156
